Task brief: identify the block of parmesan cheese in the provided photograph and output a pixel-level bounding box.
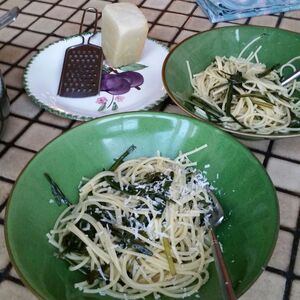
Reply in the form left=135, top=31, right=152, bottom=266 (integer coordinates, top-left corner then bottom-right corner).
left=101, top=3, right=148, bottom=67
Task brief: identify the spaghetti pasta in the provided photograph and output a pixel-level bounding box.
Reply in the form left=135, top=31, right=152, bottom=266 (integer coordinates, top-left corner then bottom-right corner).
left=187, top=36, right=300, bottom=134
left=47, top=145, right=214, bottom=299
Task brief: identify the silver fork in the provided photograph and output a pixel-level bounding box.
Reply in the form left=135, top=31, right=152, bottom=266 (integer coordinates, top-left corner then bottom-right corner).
left=281, top=70, right=300, bottom=86
left=206, top=187, right=237, bottom=300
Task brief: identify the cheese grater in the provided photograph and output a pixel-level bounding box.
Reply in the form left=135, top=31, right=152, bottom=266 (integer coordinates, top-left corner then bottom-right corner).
left=58, top=7, right=103, bottom=98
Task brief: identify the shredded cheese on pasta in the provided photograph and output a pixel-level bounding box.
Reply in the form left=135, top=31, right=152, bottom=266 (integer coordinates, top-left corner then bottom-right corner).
left=47, top=146, right=214, bottom=299
left=187, top=36, right=300, bottom=134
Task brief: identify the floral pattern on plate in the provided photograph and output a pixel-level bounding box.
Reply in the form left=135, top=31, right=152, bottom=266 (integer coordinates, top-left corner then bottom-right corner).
left=24, top=33, right=168, bottom=121
left=97, top=63, right=147, bottom=112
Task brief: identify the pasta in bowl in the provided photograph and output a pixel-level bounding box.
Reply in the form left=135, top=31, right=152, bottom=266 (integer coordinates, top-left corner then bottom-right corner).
left=163, top=26, right=300, bottom=139
left=5, top=112, right=278, bottom=300
left=47, top=145, right=214, bottom=299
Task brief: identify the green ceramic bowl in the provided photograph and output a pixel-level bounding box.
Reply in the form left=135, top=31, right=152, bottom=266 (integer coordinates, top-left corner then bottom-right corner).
left=5, top=112, right=279, bottom=300
left=162, top=25, right=300, bottom=139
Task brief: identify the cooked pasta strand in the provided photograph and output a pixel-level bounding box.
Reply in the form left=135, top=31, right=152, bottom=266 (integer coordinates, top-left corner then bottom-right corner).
left=48, top=147, right=213, bottom=299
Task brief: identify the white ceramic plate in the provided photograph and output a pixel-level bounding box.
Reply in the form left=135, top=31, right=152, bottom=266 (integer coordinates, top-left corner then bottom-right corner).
left=24, top=33, right=168, bottom=121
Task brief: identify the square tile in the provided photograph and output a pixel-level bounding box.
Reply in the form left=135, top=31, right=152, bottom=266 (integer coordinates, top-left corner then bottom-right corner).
left=238, top=138, right=270, bottom=152
left=184, top=16, right=212, bottom=31
left=268, top=230, right=294, bottom=271
left=277, top=191, right=300, bottom=229
left=119, top=0, right=143, bottom=5
left=7, top=88, right=20, bottom=101
left=0, top=27, right=21, bottom=43
left=169, top=1, right=195, bottom=14
left=215, top=21, right=236, bottom=27
left=59, top=0, right=87, bottom=7
left=193, top=6, right=208, bottom=18
left=9, top=13, right=37, bottom=28
left=140, top=8, right=161, bottom=22
left=0, top=147, right=34, bottom=180
left=175, top=29, right=196, bottom=43
left=46, top=6, right=76, bottom=20
left=0, top=205, right=5, bottom=219
left=252, top=152, right=265, bottom=164
left=148, top=25, right=179, bottom=42
left=3, top=67, right=24, bottom=89
left=18, top=50, right=38, bottom=67
left=158, top=12, right=188, bottom=27
left=0, top=9, right=9, bottom=17
left=239, top=271, right=285, bottom=300
left=0, top=63, right=11, bottom=73
left=230, top=18, right=248, bottom=24
left=0, top=180, right=12, bottom=206
left=69, top=10, right=100, bottom=26
left=143, top=0, right=171, bottom=10
left=0, top=116, right=29, bottom=143
left=295, top=243, right=300, bottom=276
left=0, top=0, right=29, bottom=9
left=37, top=36, right=60, bottom=50
left=41, top=0, right=60, bottom=2
left=272, top=137, right=300, bottom=161
left=291, top=280, right=300, bottom=300
left=284, top=10, right=300, bottom=18
left=9, top=266, right=21, bottom=280
left=15, top=123, right=62, bottom=151
left=0, top=225, right=10, bottom=270
left=0, top=281, right=38, bottom=300
left=29, top=18, right=62, bottom=34
left=23, top=2, right=53, bottom=15
left=249, top=16, right=278, bottom=27
left=12, top=31, right=46, bottom=47
left=39, top=111, right=72, bottom=127
left=215, top=22, right=244, bottom=28
left=0, top=143, right=5, bottom=153
left=280, top=18, right=300, bottom=33
left=10, top=93, right=42, bottom=118
left=267, top=157, right=300, bottom=194
left=54, top=22, right=86, bottom=37
left=0, top=45, right=29, bottom=64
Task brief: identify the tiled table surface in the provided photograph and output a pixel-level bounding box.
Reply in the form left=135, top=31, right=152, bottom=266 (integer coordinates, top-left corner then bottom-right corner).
left=0, top=0, right=300, bottom=299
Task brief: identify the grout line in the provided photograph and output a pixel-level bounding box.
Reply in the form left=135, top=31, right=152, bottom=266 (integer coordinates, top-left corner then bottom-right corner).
left=262, top=140, right=274, bottom=168
left=253, top=148, right=300, bottom=165
left=0, top=263, right=11, bottom=283
left=0, top=198, right=7, bottom=213
left=265, top=266, right=287, bottom=277
left=0, top=2, right=300, bottom=300
left=276, top=187, right=300, bottom=198
left=0, top=0, right=92, bottom=77
left=276, top=12, right=284, bottom=27
left=282, top=200, right=300, bottom=299
left=167, top=3, right=202, bottom=44
left=280, top=225, right=297, bottom=235
left=6, top=275, right=24, bottom=286
left=0, top=176, right=15, bottom=184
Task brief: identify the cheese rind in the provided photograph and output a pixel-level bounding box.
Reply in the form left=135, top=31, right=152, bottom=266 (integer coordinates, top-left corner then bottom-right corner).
left=101, top=3, right=148, bottom=67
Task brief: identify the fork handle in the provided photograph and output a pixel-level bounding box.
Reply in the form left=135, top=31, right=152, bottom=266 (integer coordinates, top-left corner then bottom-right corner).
left=208, top=227, right=237, bottom=300
left=281, top=70, right=300, bottom=86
